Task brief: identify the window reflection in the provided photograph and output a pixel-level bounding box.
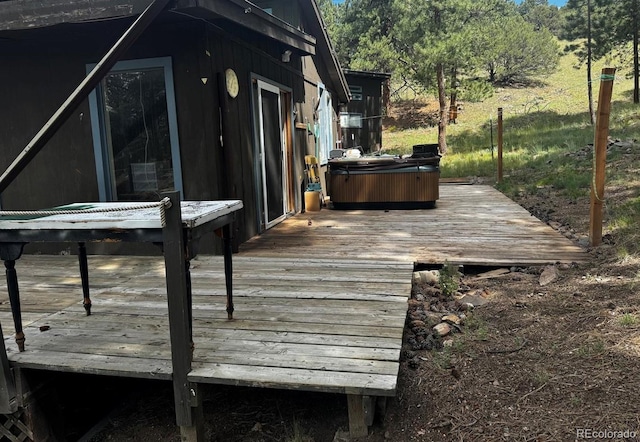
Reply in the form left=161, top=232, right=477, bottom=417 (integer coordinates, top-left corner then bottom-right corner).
left=102, top=68, right=174, bottom=201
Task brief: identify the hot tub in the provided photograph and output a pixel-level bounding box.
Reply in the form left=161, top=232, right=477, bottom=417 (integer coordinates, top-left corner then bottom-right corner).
left=328, top=155, right=440, bottom=209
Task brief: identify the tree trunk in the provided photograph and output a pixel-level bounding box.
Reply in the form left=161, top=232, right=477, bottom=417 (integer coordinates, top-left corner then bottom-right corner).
left=634, top=0, right=639, bottom=103
left=437, top=63, right=448, bottom=155
left=488, top=64, right=496, bottom=83
left=587, top=0, right=595, bottom=124
left=449, top=67, right=458, bottom=124
left=382, top=78, right=390, bottom=116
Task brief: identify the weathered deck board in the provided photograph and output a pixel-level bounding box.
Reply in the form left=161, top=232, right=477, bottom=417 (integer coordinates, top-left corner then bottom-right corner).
left=239, top=184, right=586, bottom=266
left=0, top=184, right=587, bottom=425
left=0, top=254, right=412, bottom=397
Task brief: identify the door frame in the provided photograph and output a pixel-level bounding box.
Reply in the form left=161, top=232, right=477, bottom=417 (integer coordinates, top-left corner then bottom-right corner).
left=87, top=56, right=183, bottom=201
left=253, top=78, right=293, bottom=231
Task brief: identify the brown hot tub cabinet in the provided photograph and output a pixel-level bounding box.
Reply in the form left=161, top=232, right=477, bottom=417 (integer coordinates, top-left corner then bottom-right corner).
left=328, top=155, right=440, bottom=209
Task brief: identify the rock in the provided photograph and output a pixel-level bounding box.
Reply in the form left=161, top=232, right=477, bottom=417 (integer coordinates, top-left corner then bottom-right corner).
left=433, top=322, right=451, bottom=336
left=408, top=299, right=422, bottom=308
left=424, top=311, right=444, bottom=323
left=413, top=270, right=439, bottom=285
left=333, top=429, right=351, bottom=442
left=445, top=301, right=459, bottom=311
left=443, top=339, right=454, bottom=348
left=407, top=337, right=421, bottom=351
left=457, top=289, right=491, bottom=307
left=408, top=311, right=423, bottom=322
left=410, top=320, right=426, bottom=329
left=539, top=265, right=559, bottom=286
left=548, top=220, right=562, bottom=230
left=457, top=302, right=473, bottom=311
left=441, top=314, right=461, bottom=325
left=402, top=350, right=415, bottom=360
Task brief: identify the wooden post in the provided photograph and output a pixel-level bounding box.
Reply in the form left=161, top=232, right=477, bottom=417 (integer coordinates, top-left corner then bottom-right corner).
left=162, top=192, right=203, bottom=441
left=497, top=108, right=503, bottom=183
left=0, top=322, right=16, bottom=415
left=347, top=395, right=368, bottom=437
left=589, top=67, right=616, bottom=246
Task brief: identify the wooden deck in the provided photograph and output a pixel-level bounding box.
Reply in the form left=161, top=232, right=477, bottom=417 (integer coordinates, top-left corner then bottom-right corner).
left=0, top=184, right=587, bottom=437
left=0, top=255, right=412, bottom=399
left=239, top=184, right=586, bottom=266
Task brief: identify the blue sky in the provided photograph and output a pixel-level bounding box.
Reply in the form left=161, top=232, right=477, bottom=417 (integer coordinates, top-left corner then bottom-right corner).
left=516, top=0, right=567, bottom=5
left=333, top=0, right=569, bottom=7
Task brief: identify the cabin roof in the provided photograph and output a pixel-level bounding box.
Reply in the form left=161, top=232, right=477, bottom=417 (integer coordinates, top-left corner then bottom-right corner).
left=0, top=0, right=316, bottom=55
left=344, top=69, right=392, bottom=80
left=0, top=0, right=349, bottom=100
left=298, top=0, right=348, bottom=103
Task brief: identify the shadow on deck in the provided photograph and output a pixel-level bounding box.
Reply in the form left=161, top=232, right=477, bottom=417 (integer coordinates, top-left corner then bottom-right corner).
left=239, top=184, right=586, bottom=266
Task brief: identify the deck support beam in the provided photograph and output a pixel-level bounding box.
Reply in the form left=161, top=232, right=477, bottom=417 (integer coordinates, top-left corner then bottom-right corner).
left=0, top=323, right=16, bottom=414
left=163, top=191, right=203, bottom=440
left=347, top=394, right=377, bottom=438
left=179, top=383, right=204, bottom=442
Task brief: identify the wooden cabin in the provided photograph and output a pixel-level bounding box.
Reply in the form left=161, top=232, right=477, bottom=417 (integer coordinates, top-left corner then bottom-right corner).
left=340, top=69, right=390, bottom=154
left=0, top=0, right=349, bottom=253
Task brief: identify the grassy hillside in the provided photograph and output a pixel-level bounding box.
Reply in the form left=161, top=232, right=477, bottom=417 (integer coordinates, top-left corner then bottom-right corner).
left=383, top=49, right=640, bottom=254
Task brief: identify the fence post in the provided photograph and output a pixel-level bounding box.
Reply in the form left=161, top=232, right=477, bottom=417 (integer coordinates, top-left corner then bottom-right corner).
left=497, top=108, right=503, bottom=183
left=589, top=67, right=616, bottom=246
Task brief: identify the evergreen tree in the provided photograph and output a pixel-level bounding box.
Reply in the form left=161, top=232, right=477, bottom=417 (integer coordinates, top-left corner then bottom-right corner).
left=517, top=0, right=565, bottom=36
left=601, top=0, right=640, bottom=103
left=473, top=14, right=559, bottom=84
left=392, top=0, right=514, bottom=154
left=564, top=0, right=596, bottom=122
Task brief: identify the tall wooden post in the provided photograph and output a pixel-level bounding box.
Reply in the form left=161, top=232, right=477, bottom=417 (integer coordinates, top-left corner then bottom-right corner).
left=497, top=108, right=503, bottom=183
left=589, top=68, right=616, bottom=246
left=0, top=322, right=16, bottom=415
left=162, top=192, right=203, bottom=441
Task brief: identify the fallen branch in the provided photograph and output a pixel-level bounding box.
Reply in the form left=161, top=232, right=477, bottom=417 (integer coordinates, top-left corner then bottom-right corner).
left=517, top=382, right=548, bottom=403
left=486, top=339, right=528, bottom=354
left=430, top=419, right=452, bottom=429
left=517, top=375, right=563, bottom=403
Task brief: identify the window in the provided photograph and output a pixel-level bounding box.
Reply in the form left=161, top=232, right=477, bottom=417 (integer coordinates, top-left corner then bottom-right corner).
left=349, top=85, right=363, bottom=101
left=339, top=112, right=363, bottom=129
left=88, top=57, right=182, bottom=201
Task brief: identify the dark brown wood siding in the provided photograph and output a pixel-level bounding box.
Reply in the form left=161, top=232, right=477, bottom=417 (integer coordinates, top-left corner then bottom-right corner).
left=0, top=17, right=307, bottom=254
left=342, top=75, right=385, bottom=153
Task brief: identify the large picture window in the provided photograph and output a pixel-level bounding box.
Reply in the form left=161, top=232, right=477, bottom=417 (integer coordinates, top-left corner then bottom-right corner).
left=88, top=57, right=182, bottom=201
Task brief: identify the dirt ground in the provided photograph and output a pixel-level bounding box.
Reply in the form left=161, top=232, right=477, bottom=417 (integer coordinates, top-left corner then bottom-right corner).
left=72, top=180, right=640, bottom=442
